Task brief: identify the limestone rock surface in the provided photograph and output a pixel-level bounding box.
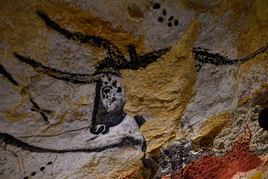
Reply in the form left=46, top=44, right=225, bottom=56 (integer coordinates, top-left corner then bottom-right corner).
left=0, top=0, right=268, bottom=179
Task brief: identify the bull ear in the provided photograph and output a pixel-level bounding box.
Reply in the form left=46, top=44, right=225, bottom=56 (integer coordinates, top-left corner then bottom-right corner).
left=138, top=47, right=170, bottom=68
left=119, top=46, right=170, bottom=70
left=128, top=45, right=140, bottom=62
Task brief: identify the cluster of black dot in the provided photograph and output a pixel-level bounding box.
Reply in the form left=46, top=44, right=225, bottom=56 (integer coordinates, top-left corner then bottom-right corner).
left=23, top=161, right=53, bottom=179
left=152, top=3, right=179, bottom=27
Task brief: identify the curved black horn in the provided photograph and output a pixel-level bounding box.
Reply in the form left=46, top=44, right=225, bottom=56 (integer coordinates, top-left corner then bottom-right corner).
left=14, top=53, right=97, bottom=84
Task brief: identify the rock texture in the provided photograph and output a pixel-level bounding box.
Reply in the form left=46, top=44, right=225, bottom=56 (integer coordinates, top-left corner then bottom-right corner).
left=0, top=0, right=267, bottom=179
left=163, top=126, right=264, bottom=179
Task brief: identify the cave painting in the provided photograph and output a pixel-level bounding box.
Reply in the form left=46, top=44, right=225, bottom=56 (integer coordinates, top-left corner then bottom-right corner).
left=15, top=11, right=170, bottom=135
left=0, top=10, right=169, bottom=155
left=0, top=10, right=171, bottom=178
left=192, top=44, right=268, bottom=72
left=1, top=11, right=268, bottom=151
left=1, top=9, right=268, bottom=179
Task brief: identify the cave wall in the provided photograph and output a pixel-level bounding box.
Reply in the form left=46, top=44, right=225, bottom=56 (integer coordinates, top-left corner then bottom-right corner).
left=0, top=0, right=267, bottom=178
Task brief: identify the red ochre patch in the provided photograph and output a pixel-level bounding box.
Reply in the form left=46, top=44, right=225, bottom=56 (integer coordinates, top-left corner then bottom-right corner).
left=163, top=125, right=263, bottom=179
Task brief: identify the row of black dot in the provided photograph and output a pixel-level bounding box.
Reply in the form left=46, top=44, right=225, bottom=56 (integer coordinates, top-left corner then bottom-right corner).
left=152, top=2, right=179, bottom=27
left=23, top=161, right=53, bottom=179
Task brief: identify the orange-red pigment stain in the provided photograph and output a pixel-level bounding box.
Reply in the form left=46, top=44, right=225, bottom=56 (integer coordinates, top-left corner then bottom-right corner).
left=163, top=125, right=263, bottom=179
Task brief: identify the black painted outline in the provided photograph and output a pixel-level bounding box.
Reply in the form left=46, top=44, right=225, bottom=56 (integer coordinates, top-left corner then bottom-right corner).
left=0, top=132, right=142, bottom=153
left=0, top=64, right=19, bottom=86
left=36, top=10, right=127, bottom=72
left=12, top=11, right=170, bottom=136
left=1, top=11, right=170, bottom=159
left=90, top=76, right=127, bottom=135
left=36, top=10, right=170, bottom=73
left=13, top=12, right=170, bottom=81
left=14, top=53, right=96, bottom=84
left=30, top=98, right=52, bottom=123
left=193, top=43, right=268, bottom=71
left=0, top=63, right=54, bottom=123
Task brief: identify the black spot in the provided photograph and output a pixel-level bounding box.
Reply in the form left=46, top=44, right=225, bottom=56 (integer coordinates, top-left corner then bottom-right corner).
left=104, top=81, right=108, bottom=85
left=258, top=108, right=268, bottom=130
left=174, top=19, right=179, bottom=26
left=167, top=22, right=172, bottom=27
left=47, top=161, right=52, bottom=165
left=23, top=177, right=29, bottom=179
left=103, top=88, right=110, bottom=95
left=158, top=16, right=164, bottom=22
left=174, top=20, right=179, bottom=26
left=153, top=3, right=161, bottom=9
left=162, top=9, right=166, bottom=16
left=117, top=87, right=122, bottom=93
left=31, top=172, right=36, bottom=176
left=40, top=166, right=45, bottom=171
left=168, top=16, right=174, bottom=21
left=112, top=81, right=117, bottom=87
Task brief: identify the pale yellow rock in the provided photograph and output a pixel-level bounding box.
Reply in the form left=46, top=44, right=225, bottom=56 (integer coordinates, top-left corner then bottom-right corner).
left=235, top=0, right=268, bottom=106
left=236, top=0, right=268, bottom=58
left=192, top=112, right=231, bottom=147
left=117, top=161, right=150, bottom=179
left=122, top=21, right=201, bottom=155
left=250, top=172, right=263, bottom=179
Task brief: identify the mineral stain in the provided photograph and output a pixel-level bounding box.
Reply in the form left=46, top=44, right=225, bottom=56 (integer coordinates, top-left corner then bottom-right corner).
left=163, top=126, right=263, bottom=179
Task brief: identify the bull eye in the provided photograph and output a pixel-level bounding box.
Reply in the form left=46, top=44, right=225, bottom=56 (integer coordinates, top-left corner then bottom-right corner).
left=258, top=107, right=268, bottom=130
